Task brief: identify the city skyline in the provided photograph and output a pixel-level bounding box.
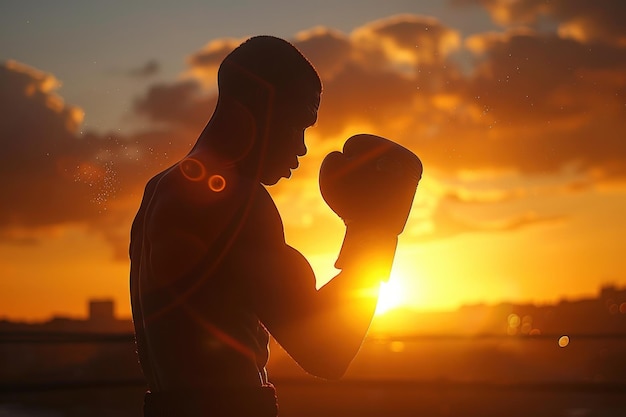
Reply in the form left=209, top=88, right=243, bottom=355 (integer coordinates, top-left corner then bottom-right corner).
left=2, top=283, right=624, bottom=329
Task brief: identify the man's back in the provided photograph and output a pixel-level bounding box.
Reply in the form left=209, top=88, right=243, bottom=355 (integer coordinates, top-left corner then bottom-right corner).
left=130, top=156, right=283, bottom=391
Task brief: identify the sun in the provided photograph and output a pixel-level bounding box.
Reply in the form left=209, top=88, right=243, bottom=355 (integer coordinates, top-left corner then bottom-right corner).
left=375, top=275, right=406, bottom=315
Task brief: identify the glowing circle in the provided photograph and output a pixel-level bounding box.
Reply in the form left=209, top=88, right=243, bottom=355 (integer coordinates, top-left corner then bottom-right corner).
left=180, top=158, right=206, bottom=181
left=208, top=174, right=226, bottom=192
left=389, top=341, right=405, bottom=353
left=558, top=335, right=570, bottom=348
left=508, top=314, right=521, bottom=328
left=375, top=279, right=404, bottom=315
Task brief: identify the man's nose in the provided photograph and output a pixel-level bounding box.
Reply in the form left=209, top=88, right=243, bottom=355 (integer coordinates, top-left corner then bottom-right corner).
left=296, top=136, right=307, bottom=157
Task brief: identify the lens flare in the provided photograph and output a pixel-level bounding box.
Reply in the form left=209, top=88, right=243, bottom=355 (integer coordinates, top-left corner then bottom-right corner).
left=208, top=174, right=226, bottom=192
left=180, top=158, right=206, bottom=181
left=375, top=278, right=405, bottom=315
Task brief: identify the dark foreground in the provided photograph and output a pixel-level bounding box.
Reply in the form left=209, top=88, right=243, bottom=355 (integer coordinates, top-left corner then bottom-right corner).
left=1, top=379, right=624, bottom=417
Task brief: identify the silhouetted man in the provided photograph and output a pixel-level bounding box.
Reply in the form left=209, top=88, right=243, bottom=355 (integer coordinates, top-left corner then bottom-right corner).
left=130, top=36, right=422, bottom=417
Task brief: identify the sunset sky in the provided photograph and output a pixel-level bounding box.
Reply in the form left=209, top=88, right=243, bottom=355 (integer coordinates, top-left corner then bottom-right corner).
left=1, top=0, right=625, bottom=321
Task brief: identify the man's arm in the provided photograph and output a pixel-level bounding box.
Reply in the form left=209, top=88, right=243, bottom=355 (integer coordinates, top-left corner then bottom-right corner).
left=272, top=246, right=391, bottom=380
left=240, top=187, right=393, bottom=380
left=247, top=247, right=388, bottom=380
left=250, top=134, right=422, bottom=379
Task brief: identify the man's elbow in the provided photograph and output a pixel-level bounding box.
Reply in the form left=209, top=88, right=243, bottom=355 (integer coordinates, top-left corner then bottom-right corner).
left=300, top=357, right=351, bottom=381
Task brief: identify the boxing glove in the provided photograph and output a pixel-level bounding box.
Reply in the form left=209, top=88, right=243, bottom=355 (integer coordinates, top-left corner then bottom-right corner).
left=319, top=134, right=422, bottom=272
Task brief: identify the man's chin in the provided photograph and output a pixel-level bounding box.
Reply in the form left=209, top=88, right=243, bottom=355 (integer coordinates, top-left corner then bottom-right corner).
left=260, top=166, right=294, bottom=186
left=261, top=173, right=288, bottom=186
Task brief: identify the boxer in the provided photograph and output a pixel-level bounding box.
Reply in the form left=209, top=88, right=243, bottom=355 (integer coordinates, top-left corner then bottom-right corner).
left=130, top=35, right=422, bottom=417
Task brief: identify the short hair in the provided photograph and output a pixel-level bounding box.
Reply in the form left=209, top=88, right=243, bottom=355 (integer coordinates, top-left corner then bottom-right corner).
left=217, top=36, right=321, bottom=108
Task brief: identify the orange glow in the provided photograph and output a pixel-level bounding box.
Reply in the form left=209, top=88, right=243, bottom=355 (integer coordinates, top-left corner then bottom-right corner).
left=375, top=275, right=406, bottom=315
left=208, top=174, right=226, bottom=192
left=180, top=158, right=206, bottom=181
left=3, top=13, right=626, bottom=326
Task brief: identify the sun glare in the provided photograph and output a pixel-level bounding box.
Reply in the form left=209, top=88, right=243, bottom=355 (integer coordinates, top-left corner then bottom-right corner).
left=375, top=276, right=406, bottom=315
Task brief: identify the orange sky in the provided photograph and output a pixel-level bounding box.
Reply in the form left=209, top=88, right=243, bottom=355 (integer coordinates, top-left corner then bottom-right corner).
left=1, top=2, right=626, bottom=321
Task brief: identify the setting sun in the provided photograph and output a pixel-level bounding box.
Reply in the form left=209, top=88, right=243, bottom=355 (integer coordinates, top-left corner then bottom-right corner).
left=375, top=276, right=406, bottom=315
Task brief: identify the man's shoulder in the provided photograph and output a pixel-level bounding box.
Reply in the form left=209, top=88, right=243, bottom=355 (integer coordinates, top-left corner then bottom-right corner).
left=147, top=161, right=249, bottom=212
left=139, top=156, right=286, bottom=239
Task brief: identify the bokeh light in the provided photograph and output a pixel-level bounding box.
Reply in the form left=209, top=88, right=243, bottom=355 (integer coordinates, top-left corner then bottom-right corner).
left=180, top=158, right=206, bottom=181
left=208, top=174, right=226, bottom=192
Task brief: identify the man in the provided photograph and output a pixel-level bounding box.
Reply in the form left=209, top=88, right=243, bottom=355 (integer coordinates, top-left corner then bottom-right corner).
left=130, top=36, right=421, bottom=416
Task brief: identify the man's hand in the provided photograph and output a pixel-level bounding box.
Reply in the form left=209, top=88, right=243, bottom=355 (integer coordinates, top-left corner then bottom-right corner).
left=319, top=134, right=423, bottom=270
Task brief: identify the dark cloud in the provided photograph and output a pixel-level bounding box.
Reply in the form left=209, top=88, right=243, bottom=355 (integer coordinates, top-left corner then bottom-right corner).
left=353, top=14, right=461, bottom=66
left=316, top=62, right=419, bottom=137
left=128, top=59, right=160, bottom=78
left=294, top=16, right=464, bottom=137
left=295, top=16, right=624, bottom=181
left=442, top=29, right=626, bottom=176
left=293, top=28, right=352, bottom=80
left=186, top=38, right=244, bottom=84
left=453, top=0, right=626, bottom=46
left=133, top=79, right=216, bottom=131
left=0, top=61, right=193, bottom=257
left=0, top=61, right=99, bottom=232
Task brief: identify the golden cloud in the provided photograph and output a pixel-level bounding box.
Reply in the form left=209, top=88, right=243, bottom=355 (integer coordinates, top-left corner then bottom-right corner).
left=2, top=60, right=84, bottom=131
left=352, top=14, right=461, bottom=68
left=293, top=27, right=352, bottom=80
left=455, top=0, right=626, bottom=46
left=186, top=38, right=246, bottom=87
left=2, top=10, right=626, bottom=257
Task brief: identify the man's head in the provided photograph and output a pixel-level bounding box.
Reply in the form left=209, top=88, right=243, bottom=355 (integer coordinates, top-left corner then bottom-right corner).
left=214, top=36, right=321, bottom=185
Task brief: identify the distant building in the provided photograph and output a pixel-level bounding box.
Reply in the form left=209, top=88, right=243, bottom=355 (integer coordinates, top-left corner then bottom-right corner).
left=89, top=299, right=116, bottom=325
left=0, top=299, right=132, bottom=334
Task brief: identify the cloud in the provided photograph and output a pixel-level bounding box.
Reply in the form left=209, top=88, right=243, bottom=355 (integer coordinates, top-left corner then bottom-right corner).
left=351, top=14, right=461, bottom=67
left=410, top=197, right=565, bottom=243
left=2, top=9, right=625, bottom=256
left=441, top=187, right=525, bottom=205
left=133, top=79, right=216, bottom=131
left=296, top=16, right=464, bottom=138
left=293, top=27, right=352, bottom=80
left=0, top=60, right=97, bottom=233
left=449, top=29, right=626, bottom=176
left=128, top=59, right=160, bottom=78
left=453, top=0, right=626, bottom=46
left=186, top=38, right=244, bottom=87
left=0, top=60, right=193, bottom=257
